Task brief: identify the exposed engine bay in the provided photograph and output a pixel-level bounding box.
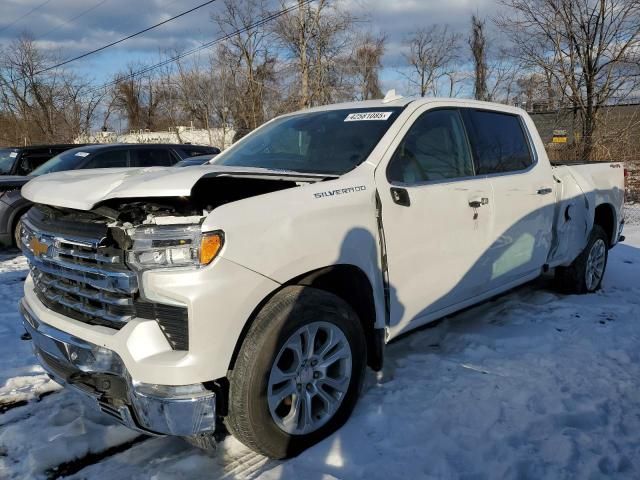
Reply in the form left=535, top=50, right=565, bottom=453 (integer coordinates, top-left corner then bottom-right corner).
left=27, top=175, right=303, bottom=249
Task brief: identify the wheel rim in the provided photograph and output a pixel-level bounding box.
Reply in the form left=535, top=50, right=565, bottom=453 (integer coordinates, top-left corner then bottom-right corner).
left=585, top=238, right=606, bottom=291
left=267, top=321, right=352, bottom=436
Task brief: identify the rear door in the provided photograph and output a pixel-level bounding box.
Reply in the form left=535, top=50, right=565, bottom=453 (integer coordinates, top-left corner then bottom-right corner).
left=376, top=107, right=495, bottom=337
left=461, top=109, right=555, bottom=289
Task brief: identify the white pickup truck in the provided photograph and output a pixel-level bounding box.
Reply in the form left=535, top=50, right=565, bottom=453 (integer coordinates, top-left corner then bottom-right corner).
left=18, top=97, right=625, bottom=459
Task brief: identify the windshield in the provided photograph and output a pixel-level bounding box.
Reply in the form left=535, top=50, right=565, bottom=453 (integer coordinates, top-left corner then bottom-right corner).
left=213, top=107, right=403, bottom=175
left=0, top=149, right=18, bottom=174
left=30, top=149, right=89, bottom=176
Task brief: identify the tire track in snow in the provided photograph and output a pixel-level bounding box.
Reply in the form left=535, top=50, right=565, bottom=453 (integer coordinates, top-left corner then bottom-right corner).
left=219, top=449, right=276, bottom=479
left=45, top=435, right=149, bottom=480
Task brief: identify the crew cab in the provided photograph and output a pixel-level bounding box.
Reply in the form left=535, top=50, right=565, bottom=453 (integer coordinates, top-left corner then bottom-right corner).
left=18, top=97, right=625, bottom=459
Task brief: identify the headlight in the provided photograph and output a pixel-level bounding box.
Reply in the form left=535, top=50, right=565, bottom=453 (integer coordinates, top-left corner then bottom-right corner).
left=127, top=225, right=224, bottom=270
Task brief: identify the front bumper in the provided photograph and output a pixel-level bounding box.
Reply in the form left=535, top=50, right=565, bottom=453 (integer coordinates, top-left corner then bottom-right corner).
left=20, top=298, right=216, bottom=436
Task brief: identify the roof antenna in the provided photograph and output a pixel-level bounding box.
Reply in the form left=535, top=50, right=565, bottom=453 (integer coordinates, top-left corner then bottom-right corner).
left=382, top=89, right=403, bottom=104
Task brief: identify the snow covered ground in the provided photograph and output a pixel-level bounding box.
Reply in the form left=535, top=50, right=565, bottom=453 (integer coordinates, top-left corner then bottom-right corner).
left=1, top=225, right=640, bottom=479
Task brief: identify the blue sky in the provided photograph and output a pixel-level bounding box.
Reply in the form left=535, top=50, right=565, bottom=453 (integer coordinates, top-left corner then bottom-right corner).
left=0, top=0, right=500, bottom=92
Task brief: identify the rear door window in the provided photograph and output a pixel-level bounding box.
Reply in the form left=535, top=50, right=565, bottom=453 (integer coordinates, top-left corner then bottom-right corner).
left=84, top=150, right=129, bottom=168
left=461, top=110, right=534, bottom=175
left=131, top=148, right=176, bottom=167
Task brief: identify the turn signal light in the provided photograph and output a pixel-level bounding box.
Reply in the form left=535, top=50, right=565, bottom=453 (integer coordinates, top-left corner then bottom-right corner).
left=200, top=232, right=224, bottom=265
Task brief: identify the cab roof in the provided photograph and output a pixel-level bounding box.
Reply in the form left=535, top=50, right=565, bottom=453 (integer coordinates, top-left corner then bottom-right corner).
left=298, top=96, right=527, bottom=117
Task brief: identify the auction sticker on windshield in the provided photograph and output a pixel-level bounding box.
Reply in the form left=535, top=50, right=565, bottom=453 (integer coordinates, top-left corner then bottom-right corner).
left=345, top=112, right=393, bottom=122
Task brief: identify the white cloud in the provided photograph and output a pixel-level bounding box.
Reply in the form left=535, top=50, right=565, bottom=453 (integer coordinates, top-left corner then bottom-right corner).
left=0, top=0, right=505, bottom=83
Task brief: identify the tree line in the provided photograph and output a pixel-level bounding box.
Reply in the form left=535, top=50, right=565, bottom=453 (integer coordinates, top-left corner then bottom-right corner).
left=1, top=0, right=639, bottom=161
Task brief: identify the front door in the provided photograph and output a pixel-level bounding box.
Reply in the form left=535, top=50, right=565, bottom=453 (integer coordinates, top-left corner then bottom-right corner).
left=375, top=107, right=494, bottom=337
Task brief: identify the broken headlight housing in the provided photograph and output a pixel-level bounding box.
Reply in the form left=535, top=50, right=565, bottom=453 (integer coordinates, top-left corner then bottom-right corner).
left=127, top=225, right=224, bottom=270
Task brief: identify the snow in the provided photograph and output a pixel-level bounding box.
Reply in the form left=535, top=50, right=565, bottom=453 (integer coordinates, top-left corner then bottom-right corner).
left=0, top=252, right=60, bottom=407
left=1, top=224, right=640, bottom=479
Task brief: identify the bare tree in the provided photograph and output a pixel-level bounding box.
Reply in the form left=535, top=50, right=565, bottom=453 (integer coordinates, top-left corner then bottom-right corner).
left=274, top=0, right=320, bottom=108
left=497, top=0, right=640, bottom=159
left=401, top=25, right=460, bottom=97
left=486, top=51, right=521, bottom=103
left=274, top=0, right=354, bottom=108
left=213, top=0, right=277, bottom=135
left=469, top=15, right=488, bottom=101
left=0, top=36, right=102, bottom=145
left=351, top=33, right=385, bottom=100
left=110, top=65, right=168, bottom=132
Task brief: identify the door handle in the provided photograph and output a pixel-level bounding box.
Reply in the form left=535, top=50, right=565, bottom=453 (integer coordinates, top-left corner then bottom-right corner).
left=469, top=197, right=489, bottom=208
left=537, top=187, right=553, bottom=195
left=390, top=187, right=411, bottom=207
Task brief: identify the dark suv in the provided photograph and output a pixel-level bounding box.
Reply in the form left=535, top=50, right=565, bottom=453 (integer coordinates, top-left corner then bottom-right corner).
left=0, top=143, right=220, bottom=247
left=0, top=144, right=84, bottom=176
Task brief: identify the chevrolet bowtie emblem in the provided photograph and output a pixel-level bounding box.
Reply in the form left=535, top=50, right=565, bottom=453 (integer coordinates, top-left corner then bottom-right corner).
left=29, top=237, right=49, bottom=257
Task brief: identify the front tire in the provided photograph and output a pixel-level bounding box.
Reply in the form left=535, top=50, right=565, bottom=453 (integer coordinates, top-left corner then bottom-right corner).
left=226, top=286, right=366, bottom=459
left=555, top=225, right=609, bottom=294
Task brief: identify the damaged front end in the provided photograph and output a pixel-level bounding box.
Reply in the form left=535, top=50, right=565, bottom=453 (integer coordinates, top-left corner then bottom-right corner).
left=19, top=173, right=303, bottom=348
left=18, top=172, right=307, bottom=437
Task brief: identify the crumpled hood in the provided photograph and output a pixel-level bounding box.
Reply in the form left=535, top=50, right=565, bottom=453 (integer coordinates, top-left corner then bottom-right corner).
left=22, top=165, right=318, bottom=210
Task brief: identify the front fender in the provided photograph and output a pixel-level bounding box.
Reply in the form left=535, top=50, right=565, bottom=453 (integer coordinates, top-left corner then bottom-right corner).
left=201, top=167, right=386, bottom=329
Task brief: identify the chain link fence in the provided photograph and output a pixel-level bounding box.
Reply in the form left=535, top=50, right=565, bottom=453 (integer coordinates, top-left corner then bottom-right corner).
left=624, top=203, right=640, bottom=226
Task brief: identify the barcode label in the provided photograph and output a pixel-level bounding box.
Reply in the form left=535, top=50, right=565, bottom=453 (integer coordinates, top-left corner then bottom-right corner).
left=345, top=112, right=393, bottom=122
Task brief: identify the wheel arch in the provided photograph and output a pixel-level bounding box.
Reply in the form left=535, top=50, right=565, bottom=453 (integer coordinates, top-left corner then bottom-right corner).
left=594, top=202, right=616, bottom=247
left=9, top=203, right=33, bottom=247
left=227, top=264, right=384, bottom=374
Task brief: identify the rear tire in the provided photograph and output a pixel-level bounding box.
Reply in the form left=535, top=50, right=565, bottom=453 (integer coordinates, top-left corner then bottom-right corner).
left=225, top=286, right=366, bottom=459
left=555, top=225, right=609, bottom=294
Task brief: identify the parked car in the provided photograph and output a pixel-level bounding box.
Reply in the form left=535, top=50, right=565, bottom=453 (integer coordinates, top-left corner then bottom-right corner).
left=18, top=98, right=625, bottom=459
left=0, top=144, right=84, bottom=177
left=174, top=154, right=218, bottom=167
left=0, top=143, right=219, bottom=247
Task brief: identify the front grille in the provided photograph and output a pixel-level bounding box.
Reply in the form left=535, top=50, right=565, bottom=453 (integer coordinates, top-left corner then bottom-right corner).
left=22, top=208, right=189, bottom=350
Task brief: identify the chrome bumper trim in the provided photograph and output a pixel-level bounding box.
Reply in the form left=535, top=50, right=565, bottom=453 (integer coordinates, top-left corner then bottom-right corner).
left=20, top=298, right=216, bottom=436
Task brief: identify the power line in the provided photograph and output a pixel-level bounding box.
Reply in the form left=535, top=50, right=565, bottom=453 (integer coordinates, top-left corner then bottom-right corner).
left=0, top=0, right=53, bottom=34
left=35, top=0, right=109, bottom=41
left=87, top=0, right=314, bottom=94
left=21, top=0, right=218, bottom=80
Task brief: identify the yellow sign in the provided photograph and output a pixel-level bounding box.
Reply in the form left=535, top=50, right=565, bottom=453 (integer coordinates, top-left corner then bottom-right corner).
left=552, top=137, right=567, bottom=144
